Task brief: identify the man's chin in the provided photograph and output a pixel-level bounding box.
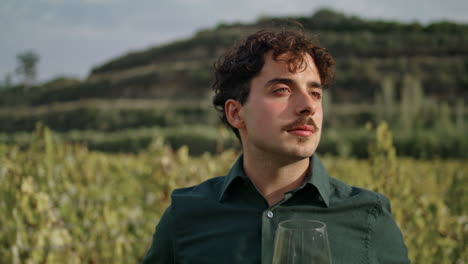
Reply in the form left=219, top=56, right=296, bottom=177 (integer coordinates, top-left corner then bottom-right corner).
left=284, top=148, right=317, bottom=161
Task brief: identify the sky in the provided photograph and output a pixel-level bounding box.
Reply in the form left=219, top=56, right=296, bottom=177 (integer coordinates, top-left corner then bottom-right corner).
left=1, top=0, right=467, bottom=83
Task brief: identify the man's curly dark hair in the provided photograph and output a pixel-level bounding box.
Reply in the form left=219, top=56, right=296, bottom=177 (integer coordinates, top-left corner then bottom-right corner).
left=212, top=30, right=335, bottom=141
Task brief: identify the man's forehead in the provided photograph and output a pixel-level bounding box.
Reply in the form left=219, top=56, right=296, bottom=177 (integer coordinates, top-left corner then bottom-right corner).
left=263, top=50, right=318, bottom=74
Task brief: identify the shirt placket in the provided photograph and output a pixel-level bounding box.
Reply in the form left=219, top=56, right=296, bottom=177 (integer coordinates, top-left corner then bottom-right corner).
left=260, top=192, right=296, bottom=264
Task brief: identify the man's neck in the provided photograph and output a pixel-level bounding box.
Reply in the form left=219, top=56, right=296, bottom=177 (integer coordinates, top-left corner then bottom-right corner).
left=242, top=152, right=310, bottom=207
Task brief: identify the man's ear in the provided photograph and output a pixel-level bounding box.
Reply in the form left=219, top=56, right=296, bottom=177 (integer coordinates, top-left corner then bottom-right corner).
left=225, top=99, right=245, bottom=129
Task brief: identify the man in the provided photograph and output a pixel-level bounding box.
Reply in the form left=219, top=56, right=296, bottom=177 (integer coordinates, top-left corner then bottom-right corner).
left=143, top=30, right=410, bottom=264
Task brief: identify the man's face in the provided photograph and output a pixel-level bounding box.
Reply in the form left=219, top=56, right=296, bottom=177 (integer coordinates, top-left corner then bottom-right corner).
left=237, top=51, right=323, bottom=162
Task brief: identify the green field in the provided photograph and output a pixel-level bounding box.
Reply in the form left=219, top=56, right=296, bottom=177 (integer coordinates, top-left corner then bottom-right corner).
left=2, top=9, right=467, bottom=263
left=1, top=124, right=466, bottom=263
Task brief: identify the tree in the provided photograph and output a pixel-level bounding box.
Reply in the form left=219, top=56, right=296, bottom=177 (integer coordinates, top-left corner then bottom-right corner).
left=0, top=73, right=12, bottom=90
left=15, top=50, right=39, bottom=89
left=399, top=74, right=424, bottom=130
left=375, top=76, right=396, bottom=123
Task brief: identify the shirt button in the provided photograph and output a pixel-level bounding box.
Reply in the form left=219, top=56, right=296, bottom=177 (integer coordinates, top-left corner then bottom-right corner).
left=267, top=211, right=274, bottom=218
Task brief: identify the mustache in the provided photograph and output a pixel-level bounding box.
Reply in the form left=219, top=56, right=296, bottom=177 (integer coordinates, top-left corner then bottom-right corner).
left=282, top=116, right=319, bottom=132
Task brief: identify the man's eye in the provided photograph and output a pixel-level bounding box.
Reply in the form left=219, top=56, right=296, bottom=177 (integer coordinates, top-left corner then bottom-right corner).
left=310, top=91, right=322, bottom=99
left=274, top=88, right=290, bottom=93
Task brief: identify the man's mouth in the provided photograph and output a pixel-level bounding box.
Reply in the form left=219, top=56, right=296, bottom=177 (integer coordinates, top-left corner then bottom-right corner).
left=286, top=124, right=316, bottom=137
left=283, top=117, right=319, bottom=137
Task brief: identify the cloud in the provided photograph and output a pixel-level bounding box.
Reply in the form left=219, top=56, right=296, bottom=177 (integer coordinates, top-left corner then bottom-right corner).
left=81, top=0, right=115, bottom=4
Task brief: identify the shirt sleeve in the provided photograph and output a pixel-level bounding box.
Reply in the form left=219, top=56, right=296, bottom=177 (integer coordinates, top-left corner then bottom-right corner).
left=142, top=205, right=176, bottom=264
left=370, top=195, right=411, bottom=264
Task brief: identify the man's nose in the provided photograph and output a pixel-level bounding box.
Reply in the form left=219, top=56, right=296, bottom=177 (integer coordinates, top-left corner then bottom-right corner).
left=295, top=93, right=317, bottom=116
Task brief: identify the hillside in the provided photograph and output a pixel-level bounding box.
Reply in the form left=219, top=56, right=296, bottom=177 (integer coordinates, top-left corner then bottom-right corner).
left=1, top=9, right=467, bottom=106
left=0, top=9, right=467, bottom=158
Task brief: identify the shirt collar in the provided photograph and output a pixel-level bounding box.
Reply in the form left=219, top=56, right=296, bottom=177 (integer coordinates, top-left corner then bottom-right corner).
left=219, top=155, right=247, bottom=202
left=307, top=155, right=331, bottom=207
left=219, top=154, right=331, bottom=207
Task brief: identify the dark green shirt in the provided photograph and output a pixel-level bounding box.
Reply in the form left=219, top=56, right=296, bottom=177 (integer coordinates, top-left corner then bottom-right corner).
left=143, top=155, right=410, bottom=264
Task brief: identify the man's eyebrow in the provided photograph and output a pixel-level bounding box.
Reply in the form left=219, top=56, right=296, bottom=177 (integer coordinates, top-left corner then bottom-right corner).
left=308, top=81, right=322, bottom=89
left=265, top=78, right=322, bottom=89
left=265, top=78, right=294, bottom=87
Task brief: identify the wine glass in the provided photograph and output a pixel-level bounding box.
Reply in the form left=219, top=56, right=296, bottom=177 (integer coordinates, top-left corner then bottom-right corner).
left=272, top=220, right=332, bottom=264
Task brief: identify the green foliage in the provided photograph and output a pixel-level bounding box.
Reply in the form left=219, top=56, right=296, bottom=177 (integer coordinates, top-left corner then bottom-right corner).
left=374, top=76, right=396, bottom=123
left=1, top=123, right=467, bottom=158
left=260, top=8, right=468, bottom=33
left=0, top=100, right=218, bottom=133
left=1, top=95, right=466, bottom=158
left=399, top=74, right=424, bottom=130
left=325, top=122, right=467, bottom=263
left=40, top=76, right=82, bottom=90
left=0, top=125, right=240, bottom=156
left=15, top=50, right=40, bottom=89
left=1, top=125, right=466, bottom=263
left=367, top=122, right=397, bottom=194
left=0, top=126, right=237, bottom=263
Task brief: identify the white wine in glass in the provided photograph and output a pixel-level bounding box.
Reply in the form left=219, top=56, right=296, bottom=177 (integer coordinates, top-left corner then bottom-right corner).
left=272, top=220, right=332, bottom=264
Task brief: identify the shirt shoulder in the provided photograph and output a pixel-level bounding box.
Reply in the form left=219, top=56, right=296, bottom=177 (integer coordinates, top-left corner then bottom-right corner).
left=170, top=176, right=226, bottom=209
left=328, top=176, right=391, bottom=212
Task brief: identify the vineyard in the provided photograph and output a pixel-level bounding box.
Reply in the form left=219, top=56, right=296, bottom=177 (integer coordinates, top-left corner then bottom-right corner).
left=1, top=124, right=467, bottom=263
left=1, top=8, right=467, bottom=264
